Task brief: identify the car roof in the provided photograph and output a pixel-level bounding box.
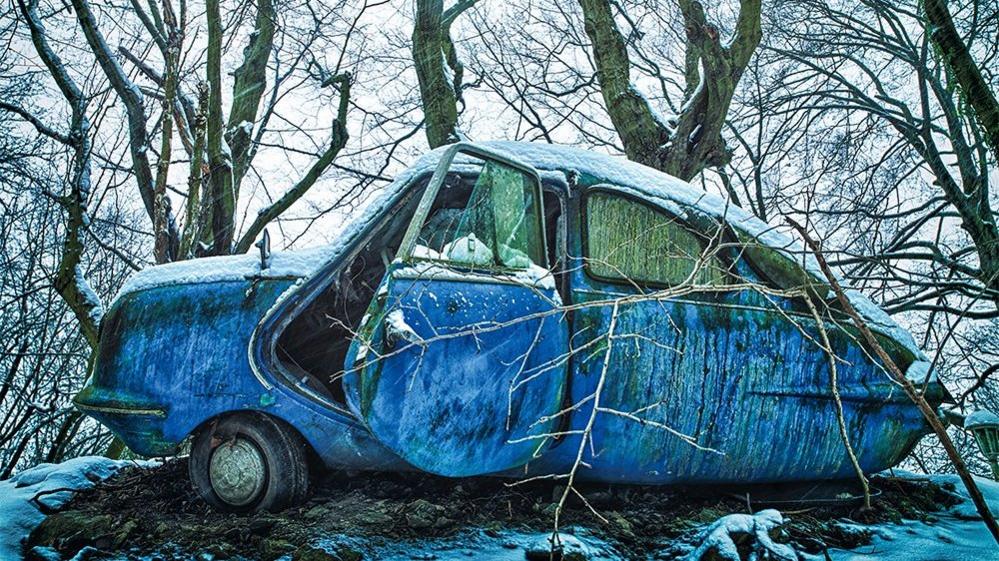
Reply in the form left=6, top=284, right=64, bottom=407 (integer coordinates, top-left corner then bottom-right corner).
left=414, top=141, right=924, bottom=359
left=113, top=141, right=924, bottom=361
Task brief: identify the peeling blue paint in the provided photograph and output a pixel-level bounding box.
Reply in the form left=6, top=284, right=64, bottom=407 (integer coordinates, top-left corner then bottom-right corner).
left=343, top=265, right=568, bottom=477
left=74, top=141, right=946, bottom=488
left=75, top=279, right=403, bottom=470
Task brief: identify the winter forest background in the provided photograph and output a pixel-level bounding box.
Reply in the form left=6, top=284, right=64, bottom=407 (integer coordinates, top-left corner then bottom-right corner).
left=1, top=0, right=997, bottom=477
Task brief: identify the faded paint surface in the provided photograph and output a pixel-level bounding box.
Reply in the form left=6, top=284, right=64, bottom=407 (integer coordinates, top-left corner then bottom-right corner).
left=344, top=267, right=567, bottom=477
left=75, top=142, right=946, bottom=487
left=75, top=278, right=403, bottom=470
left=526, top=262, right=926, bottom=484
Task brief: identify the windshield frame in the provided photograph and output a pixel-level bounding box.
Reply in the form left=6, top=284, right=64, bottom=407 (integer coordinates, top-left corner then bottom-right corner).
left=396, top=142, right=548, bottom=271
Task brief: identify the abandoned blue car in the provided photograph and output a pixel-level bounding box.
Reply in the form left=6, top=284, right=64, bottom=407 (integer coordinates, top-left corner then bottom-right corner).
left=74, top=141, right=950, bottom=512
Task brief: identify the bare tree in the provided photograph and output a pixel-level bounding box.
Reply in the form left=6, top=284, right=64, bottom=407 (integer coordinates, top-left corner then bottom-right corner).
left=0, top=0, right=399, bottom=466
left=15, top=0, right=103, bottom=345
left=769, top=0, right=999, bottom=314
left=925, top=0, right=999, bottom=164
left=735, top=0, right=999, bottom=474
left=60, top=0, right=359, bottom=260
left=577, top=0, right=762, bottom=181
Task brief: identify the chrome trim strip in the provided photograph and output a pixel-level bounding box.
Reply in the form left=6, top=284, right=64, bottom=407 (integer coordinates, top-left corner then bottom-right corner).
left=75, top=402, right=167, bottom=418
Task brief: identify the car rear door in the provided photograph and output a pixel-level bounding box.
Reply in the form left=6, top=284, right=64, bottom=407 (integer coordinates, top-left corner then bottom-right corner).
left=343, top=144, right=568, bottom=477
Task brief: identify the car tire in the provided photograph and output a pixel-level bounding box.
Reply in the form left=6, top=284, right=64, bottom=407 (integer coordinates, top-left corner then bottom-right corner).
left=189, top=412, right=310, bottom=512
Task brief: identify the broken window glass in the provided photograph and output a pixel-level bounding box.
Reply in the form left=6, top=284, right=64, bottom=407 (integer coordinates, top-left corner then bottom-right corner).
left=585, top=191, right=727, bottom=287
left=414, top=156, right=544, bottom=270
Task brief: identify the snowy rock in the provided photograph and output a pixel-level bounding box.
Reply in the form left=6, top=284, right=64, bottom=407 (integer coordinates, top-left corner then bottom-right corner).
left=680, top=509, right=796, bottom=561
left=0, top=457, right=146, bottom=561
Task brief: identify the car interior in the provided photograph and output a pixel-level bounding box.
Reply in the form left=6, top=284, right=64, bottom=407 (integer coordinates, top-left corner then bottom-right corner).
left=272, top=167, right=566, bottom=408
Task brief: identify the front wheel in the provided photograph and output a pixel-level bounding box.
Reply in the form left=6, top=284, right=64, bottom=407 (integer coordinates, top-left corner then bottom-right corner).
left=189, top=412, right=310, bottom=512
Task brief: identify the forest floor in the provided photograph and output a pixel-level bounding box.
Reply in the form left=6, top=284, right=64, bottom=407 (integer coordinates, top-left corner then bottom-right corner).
left=23, top=458, right=976, bottom=561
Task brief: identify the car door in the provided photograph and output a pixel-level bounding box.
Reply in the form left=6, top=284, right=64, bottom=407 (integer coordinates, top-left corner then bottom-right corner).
left=343, top=143, right=568, bottom=477
left=561, top=186, right=736, bottom=481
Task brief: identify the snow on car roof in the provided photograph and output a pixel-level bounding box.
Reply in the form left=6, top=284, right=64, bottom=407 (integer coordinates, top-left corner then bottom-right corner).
left=471, top=142, right=923, bottom=358
left=114, top=141, right=923, bottom=358
left=478, top=141, right=812, bottom=270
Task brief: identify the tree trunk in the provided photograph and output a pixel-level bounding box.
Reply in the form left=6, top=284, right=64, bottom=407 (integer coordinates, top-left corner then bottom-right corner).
left=205, top=0, right=235, bottom=255
left=413, top=0, right=462, bottom=148
left=227, top=0, right=276, bottom=192
left=925, top=0, right=999, bottom=165
left=577, top=0, right=761, bottom=181
left=19, top=0, right=102, bottom=346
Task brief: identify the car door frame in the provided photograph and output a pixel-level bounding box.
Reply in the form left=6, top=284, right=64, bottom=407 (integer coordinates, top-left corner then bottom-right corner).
left=341, top=143, right=574, bottom=476
left=249, top=142, right=553, bottom=416
left=248, top=169, right=435, bottom=416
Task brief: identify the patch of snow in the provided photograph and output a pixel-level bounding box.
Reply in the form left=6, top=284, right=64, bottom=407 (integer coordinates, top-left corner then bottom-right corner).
left=114, top=245, right=336, bottom=297
left=441, top=233, right=494, bottom=266
left=234, top=120, right=253, bottom=136
left=628, top=84, right=675, bottom=132
left=394, top=259, right=556, bottom=292
left=966, top=409, right=999, bottom=430
left=313, top=527, right=622, bottom=561
left=75, top=265, right=105, bottom=326
left=688, top=124, right=703, bottom=143
left=680, top=60, right=706, bottom=114
left=441, top=51, right=456, bottom=90
left=0, top=457, right=150, bottom=561
left=904, top=360, right=935, bottom=385
left=680, top=509, right=796, bottom=561
left=412, top=245, right=442, bottom=260
left=819, top=472, right=999, bottom=561
left=843, top=289, right=922, bottom=359
left=384, top=309, right=421, bottom=345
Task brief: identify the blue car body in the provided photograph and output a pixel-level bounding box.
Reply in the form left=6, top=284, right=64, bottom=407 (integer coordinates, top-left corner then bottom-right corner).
left=75, top=141, right=948, bottom=485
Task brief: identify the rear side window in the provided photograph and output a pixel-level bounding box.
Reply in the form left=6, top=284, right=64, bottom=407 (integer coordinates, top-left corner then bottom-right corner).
left=585, top=191, right=727, bottom=287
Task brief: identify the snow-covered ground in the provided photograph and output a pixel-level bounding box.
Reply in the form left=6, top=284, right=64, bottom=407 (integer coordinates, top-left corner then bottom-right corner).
left=1, top=458, right=997, bottom=560
left=819, top=474, right=999, bottom=561
left=0, top=457, right=150, bottom=561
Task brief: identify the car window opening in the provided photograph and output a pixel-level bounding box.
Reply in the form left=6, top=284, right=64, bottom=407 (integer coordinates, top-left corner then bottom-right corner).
left=413, top=156, right=545, bottom=270
left=273, top=166, right=565, bottom=410
left=542, top=188, right=567, bottom=298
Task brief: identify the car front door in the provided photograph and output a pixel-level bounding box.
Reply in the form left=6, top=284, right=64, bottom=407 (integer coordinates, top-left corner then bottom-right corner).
left=343, top=144, right=568, bottom=477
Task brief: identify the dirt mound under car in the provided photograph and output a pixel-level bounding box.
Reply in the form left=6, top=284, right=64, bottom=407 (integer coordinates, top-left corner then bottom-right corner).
left=27, top=459, right=960, bottom=560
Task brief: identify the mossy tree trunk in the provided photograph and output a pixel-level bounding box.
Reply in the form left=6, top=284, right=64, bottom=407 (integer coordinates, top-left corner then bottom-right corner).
left=412, top=0, right=479, bottom=148
left=577, top=0, right=762, bottom=182
left=923, top=0, right=999, bottom=308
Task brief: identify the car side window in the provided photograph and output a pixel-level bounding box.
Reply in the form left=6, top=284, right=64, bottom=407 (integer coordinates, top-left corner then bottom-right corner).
left=585, top=191, right=727, bottom=287
left=413, top=156, right=545, bottom=270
